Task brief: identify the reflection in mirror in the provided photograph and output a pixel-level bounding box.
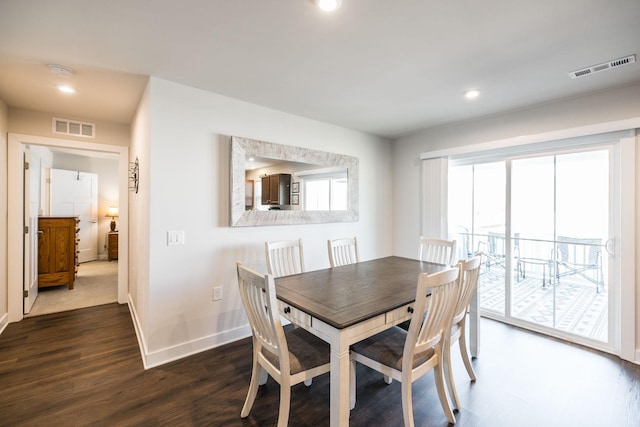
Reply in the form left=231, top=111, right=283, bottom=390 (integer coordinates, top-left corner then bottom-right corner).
left=230, top=136, right=359, bottom=227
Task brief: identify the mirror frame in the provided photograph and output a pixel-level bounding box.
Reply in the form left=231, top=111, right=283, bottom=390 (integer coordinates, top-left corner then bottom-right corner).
left=230, top=136, right=359, bottom=227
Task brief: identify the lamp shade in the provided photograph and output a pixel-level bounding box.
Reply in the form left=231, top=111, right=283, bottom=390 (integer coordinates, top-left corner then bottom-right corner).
left=106, top=206, right=119, bottom=232
left=106, top=206, right=119, bottom=218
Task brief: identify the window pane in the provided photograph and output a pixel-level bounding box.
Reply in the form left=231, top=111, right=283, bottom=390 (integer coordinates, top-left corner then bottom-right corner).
left=331, top=178, right=348, bottom=210
left=449, top=165, right=473, bottom=260
left=305, top=180, right=330, bottom=210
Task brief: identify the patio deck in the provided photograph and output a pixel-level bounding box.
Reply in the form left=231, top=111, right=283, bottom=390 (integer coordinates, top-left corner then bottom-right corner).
left=478, top=266, right=608, bottom=342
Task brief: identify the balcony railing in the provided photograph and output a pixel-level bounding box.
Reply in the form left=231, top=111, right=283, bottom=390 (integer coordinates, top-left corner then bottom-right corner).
left=450, top=229, right=608, bottom=342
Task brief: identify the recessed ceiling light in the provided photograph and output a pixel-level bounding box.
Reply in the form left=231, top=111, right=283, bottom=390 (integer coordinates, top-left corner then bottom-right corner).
left=315, top=0, right=341, bottom=12
left=464, top=89, right=480, bottom=99
left=57, top=85, right=76, bottom=94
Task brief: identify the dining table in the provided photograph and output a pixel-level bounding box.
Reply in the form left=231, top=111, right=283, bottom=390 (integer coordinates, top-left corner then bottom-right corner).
left=275, top=256, right=481, bottom=427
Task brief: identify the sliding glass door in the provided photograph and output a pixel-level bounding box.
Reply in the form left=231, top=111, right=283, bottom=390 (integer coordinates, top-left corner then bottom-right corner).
left=449, top=161, right=506, bottom=316
left=449, top=147, right=614, bottom=347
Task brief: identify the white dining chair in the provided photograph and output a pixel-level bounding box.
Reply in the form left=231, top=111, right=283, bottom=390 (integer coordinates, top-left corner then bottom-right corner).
left=396, top=237, right=458, bottom=332
left=265, top=239, right=305, bottom=278
left=443, top=253, right=482, bottom=410
left=419, top=237, right=457, bottom=265
left=327, top=237, right=360, bottom=267
left=236, top=262, right=331, bottom=427
left=350, top=265, right=461, bottom=426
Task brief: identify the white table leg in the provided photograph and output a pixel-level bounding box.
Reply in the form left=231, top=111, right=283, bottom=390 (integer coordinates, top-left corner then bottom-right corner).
left=330, top=334, right=351, bottom=427
left=469, top=289, right=481, bottom=357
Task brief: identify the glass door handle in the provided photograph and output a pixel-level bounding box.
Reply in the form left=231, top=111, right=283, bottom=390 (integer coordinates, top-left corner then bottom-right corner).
left=604, top=238, right=615, bottom=257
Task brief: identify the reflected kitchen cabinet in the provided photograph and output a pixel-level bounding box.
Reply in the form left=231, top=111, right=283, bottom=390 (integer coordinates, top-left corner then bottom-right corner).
left=261, top=173, right=291, bottom=205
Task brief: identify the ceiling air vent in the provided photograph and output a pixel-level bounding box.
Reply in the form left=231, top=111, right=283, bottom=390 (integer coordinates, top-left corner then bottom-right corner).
left=52, top=117, right=95, bottom=138
left=569, top=54, right=636, bottom=79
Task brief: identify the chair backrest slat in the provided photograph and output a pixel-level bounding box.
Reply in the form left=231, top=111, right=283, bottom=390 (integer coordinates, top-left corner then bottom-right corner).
left=236, top=262, right=286, bottom=363
left=452, top=254, right=482, bottom=325
left=266, top=239, right=305, bottom=277
left=328, top=237, right=359, bottom=267
left=405, top=265, right=460, bottom=357
left=419, top=237, right=457, bottom=265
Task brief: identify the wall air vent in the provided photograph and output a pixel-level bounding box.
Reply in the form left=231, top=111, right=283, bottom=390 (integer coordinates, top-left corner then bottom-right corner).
left=52, top=117, right=95, bottom=138
left=569, top=54, right=636, bottom=79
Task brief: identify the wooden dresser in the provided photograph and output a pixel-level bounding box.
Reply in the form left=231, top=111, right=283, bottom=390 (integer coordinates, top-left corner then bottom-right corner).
left=37, top=217, right=79, bottom=290
left=108, top=232, right=118, bottom=261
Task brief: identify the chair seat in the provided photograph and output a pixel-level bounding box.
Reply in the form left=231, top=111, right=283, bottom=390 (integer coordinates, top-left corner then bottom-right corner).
left=263, top=327, right=331, bottom=374
left=351, top=326, right=435, bottom=371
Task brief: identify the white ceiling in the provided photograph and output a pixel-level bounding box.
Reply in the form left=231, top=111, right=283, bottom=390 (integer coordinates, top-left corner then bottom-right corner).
left=1, top=0, right=639, bottom=139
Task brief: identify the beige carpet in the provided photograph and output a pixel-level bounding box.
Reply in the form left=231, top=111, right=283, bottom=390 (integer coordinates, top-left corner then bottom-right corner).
left=26, top=260, right=118, bottom=317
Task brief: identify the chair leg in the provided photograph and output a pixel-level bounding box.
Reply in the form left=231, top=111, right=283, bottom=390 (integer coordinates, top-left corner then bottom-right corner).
left=350, top=358, right=356, bottom=410
left=434, top=362, right=456, bottom=424
left=241, top=357, right=263, bottom=418
left=444, top=339, right=462, bottom=410
left=277, top=381, right=291, bottom=427
left=383, top=375, right=393, bottom=384
left=401, top=377, right=415, bottom=427
left=304, top=378, right=312, bottom=386
left=459, top=321, right=477, bottom=381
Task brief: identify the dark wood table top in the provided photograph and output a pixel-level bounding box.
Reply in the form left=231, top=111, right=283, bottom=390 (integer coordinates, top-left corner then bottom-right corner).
left=275, top=256, right=449, bottom=329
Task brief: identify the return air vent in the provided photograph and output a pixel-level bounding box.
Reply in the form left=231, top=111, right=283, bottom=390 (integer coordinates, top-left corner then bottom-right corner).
left=569, top=54, right=636, bottom=79
left=52, top=117, right=95, bottom=138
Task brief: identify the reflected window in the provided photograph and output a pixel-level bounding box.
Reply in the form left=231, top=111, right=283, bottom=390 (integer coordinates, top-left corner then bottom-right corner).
left=303, top=171, right=347, bottom=211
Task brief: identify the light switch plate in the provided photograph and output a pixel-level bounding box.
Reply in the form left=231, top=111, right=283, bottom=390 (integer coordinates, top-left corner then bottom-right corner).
left=167, top=230, right=185, bottom=246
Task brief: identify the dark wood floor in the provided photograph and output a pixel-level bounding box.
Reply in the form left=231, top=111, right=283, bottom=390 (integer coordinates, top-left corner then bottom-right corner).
left=1, top=303, right=639, bottom=427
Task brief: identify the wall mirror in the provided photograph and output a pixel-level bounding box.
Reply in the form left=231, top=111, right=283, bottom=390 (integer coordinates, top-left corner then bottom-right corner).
left=230, top=136, right=359, bottom=227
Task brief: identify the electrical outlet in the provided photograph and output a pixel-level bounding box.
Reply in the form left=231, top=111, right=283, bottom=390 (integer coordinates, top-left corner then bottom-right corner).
left=213, top=287, right=223, bottom=301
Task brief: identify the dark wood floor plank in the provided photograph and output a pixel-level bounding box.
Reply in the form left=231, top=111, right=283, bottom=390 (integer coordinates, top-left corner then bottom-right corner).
left=1, top=303, right=639, bottom=426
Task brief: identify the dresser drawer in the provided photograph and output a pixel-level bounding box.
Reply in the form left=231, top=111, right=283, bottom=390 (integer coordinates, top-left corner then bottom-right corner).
left=278, top=300, right=311, bottom=328
left=385, top=304, right=412, bottom=325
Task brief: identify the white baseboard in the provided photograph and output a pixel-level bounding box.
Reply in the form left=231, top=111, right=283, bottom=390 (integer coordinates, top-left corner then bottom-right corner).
left=127, top=295, right=149, bottom=369
left=127, top=295, right=252, bottom=370
left=144, top=326, right=252, bottom=369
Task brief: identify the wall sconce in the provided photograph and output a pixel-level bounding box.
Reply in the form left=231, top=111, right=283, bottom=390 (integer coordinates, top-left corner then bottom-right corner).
left=129, top=157, right=139, bottom=193
left=106, top=206, right=119, bottom=232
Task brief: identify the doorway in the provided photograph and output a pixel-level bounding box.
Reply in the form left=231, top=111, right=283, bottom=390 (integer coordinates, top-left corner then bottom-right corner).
left=7, top=133, right=129, bottom=323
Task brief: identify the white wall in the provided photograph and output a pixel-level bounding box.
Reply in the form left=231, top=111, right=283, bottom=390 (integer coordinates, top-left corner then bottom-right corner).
left=0, top=99, right=8, bottom=334
left=392, top=83, right=640, bottom=362
left=129, top=77, right=392, bottom=367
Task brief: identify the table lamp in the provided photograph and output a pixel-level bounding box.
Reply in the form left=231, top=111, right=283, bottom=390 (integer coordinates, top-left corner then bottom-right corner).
left=106, top=206, right=119, bottom=232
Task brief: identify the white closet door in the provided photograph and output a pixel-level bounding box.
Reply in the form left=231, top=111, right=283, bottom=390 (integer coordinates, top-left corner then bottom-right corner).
left=50, top=169, right=98, bottom=263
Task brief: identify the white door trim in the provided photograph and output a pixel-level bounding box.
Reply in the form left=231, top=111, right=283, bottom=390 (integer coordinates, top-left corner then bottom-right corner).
left=8, top=133, right=129, bottom=323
